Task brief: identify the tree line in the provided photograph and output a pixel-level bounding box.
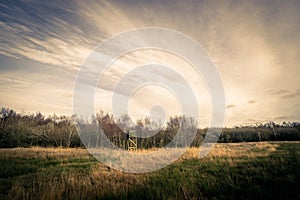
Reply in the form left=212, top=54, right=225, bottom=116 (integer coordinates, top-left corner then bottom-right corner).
left=0, top=107, right=300, bottom=148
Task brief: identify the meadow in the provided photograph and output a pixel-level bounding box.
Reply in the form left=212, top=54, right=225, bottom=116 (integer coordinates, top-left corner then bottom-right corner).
left=0, top=142, right=299, bottom=200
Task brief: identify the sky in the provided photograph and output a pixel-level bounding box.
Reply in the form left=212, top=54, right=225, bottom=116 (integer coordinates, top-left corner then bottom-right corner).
left=0, top=0, right=300, bottom=127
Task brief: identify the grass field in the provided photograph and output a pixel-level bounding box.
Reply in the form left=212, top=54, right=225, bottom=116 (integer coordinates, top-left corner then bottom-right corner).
left=0, top=142, right=299, bottom=200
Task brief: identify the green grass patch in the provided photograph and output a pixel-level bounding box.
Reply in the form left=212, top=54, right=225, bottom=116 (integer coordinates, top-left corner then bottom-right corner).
left=0, top=142, right=299, bottom=200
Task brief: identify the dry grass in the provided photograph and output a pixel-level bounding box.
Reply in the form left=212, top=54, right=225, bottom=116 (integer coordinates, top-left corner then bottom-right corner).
left=1, top=141, right=299, bottom=200
left=181, top=142, right=283, bottom=160
left=0, top=147, right=90, bottom=159
left=0, top=141, right=286, bottom=161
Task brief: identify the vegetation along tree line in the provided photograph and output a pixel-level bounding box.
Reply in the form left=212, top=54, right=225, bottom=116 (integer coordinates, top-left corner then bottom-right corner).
left=0, top=107, right=300, bottom=148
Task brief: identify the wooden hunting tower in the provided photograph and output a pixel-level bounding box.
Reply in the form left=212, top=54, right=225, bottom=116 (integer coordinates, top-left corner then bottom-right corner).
left=127, top=130, right=137, bottom=151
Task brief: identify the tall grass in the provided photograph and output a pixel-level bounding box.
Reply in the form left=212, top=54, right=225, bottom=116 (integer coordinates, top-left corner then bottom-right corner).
left=0, top=142, right=299, bottom=199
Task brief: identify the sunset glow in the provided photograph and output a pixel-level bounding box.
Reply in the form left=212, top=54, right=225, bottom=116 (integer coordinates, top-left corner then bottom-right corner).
left=1, top=0, right=300, bottom=127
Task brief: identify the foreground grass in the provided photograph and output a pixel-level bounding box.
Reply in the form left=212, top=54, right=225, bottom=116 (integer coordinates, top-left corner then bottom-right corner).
left=0, top=142, right=299, bottom=200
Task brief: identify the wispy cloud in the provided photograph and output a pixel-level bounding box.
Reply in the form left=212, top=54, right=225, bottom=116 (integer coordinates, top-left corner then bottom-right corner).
left=281, top=90, right=300, bottom=99
left=267, top=89, right=290, bottom=96
left=0, top=0, right=300, bottom=126
left=0, top=75, right=31, bottom=87
left=274, top=116, right=290, bottom=120
left=226, top=105, right=235, bottom=109
left=0, top=1, right=97, bottom=70
left=267, top=89, right=300, bottom=100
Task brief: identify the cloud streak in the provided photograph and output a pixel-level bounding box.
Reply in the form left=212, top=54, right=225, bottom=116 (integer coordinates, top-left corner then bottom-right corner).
left=226, top=105, right=235, bottom=109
